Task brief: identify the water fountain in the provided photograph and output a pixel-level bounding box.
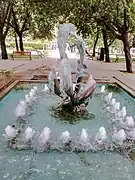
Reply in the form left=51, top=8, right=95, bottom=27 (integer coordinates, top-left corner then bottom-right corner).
left=45, top=23, right=97, bottom=116
left=105, top=92, right=112, bottom=103
left=117, top=106, right=127, bottom=118
left=112, top=128, right=126, bottom=145
left=25, top=94, right=31, bottom=104
left=3, top=125, right=17, bottom=139
left=1, top=24, right=135, bottom=178
left=100, top=85, right=106, bottom=93
left=80, top=128, right=89, bottom=144
left=60, top=131, right=71, bottom=144
left=95, top=127, right=107, bottom=145
left=39, top=127, right=51, bottom=146
left=15, top=100, right=27, bottom=118
left=44, top=84, right=49, bottom=92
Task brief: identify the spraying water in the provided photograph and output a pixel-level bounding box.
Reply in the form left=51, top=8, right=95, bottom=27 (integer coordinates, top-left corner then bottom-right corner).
left=100, top=85, right=106, bottom=93
left=80, top=128, right=89, bottom=144
left=61, top=131, right=71, bottom=144
left=39, top=127, right=51, bottom=145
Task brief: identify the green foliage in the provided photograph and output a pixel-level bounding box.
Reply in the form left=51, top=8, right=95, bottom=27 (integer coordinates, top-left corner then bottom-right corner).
left=8, top=42, right=43, bottom=50
left=105, top=84, right=122, bottom=94
left=128, top=150, right=135, bottom=161
left=14, top=83, right=28, bottom=91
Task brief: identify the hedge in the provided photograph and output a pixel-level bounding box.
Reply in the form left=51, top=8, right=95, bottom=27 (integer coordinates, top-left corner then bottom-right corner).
left=8, top=42, right=44, bottom=50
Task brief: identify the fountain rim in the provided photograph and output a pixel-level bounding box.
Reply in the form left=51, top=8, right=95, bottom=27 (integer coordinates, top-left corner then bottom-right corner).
left=0, top=78, right=135, bottom=101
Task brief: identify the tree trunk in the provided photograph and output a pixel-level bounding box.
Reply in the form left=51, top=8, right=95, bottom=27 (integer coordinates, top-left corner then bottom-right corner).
left=102, top=28, right=110, bottom=63
left=15, top=34, right=19, bottom=51
left=0, top=31, right=8, bottom=59
left=92, top=32, right=99, bottom=57
left=122, top=32, right=132, bottom=73
left=19, top=33, right=24, bottom=51
left=133, top=36, right=135, bottom=47
left=99, top=48, right=105, bottom=61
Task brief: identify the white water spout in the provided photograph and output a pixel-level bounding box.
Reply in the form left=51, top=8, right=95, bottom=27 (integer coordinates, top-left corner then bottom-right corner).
left=39, top=127, right=51, bottom=145
left=24, top=127, right=35, bottom=142
left=25, top=94, right=31, bottom=104
left=125, top=116, right=134, bottom=128
left=48, top=67, right=56, bottom=93
left=117, top=106, right=127, bottom=118
left=33, top=86, right=38, bottom=92
left=3, top=125, right=17, bottom=139
left=114, top=102, right=120, bottom=111
left=44, top=84, right=49, bottom=92
left=100, top=85, right=105, bottom=93
left=95, top=127, right=107, bottom=144
left=29, top=91, right=36, bottom=101
left=59, top=59, right=72, bottom=92
left=73, top=83, right=76, bottom=92
left=105, top=92, right=112, bottom=103
left=112, top=128, right=126, bottom=145
left=110, top=101, right=120, bottom=114
left=110, top=98, right=116, bottom=106
left=61, top=131, right=71, bottom=143
left=80, top=128, right=89, bottom=144
left=15, top=100, right=27, bottom=117
left=30, top=89, right=36, bottom=95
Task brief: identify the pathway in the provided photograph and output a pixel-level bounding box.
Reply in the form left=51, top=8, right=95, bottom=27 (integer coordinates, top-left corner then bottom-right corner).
left=0, top=52, right=135, bottom=92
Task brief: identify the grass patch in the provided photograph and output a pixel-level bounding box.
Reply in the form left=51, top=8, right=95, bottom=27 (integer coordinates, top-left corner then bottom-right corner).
left=111, top=57, right=135, bottom=63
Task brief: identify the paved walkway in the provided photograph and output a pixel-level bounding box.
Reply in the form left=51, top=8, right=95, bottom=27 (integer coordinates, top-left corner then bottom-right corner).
left=0, top=52, right=135, bottom=92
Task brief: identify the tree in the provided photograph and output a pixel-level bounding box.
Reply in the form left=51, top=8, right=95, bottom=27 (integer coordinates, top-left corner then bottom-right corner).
left=92, top=28, right=100, bottom=57
left=9, top=0, right=32, bottom=51
left=93, top=0, right=135, bottom=72
left=29, top=0, right=135, bottom=72
left=8, top=0, right=58, bottom=51
left=30, top=2, right=58, bottom=40
left=0, top=0, right=12, bottom=59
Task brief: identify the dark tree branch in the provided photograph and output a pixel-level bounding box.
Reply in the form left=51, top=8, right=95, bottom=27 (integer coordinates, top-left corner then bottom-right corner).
left=21, top=9, right=30, bottom=32
left=11, top=7, right=20, bottom=34
left=108, top=39, right=115, bottom=46
left=3, top=2, right=11, bottom=26
left=5, top=21, right=15, bottom=29
left=102, top=20, right=122, bottom=39
left=3, top=3, right=12, bottom=37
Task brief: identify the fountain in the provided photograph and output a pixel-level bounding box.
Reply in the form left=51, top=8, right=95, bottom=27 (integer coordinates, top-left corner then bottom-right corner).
left=100, top=85, right=106, bottom=93
left=3, top=125, right=17, bottom=139
left=95, top=127, right=107, bottom=145
left=105, top=92, right=112, bottom=103
left=33, top=86, right=38, bottom=92
left=39, top=127, right=51, bottom=146
left=25, top=94, right=31, bottom=104
left=112, top=128, right=126, bottom=145
left=117, top=106, right=127, bottom=118
left=60, top=131, right=71, bottom=144
left=46, top=23, right=97, bottom=116
left=80, top=128, right=89, bottom=144
left=125, top=116, right=134, bottom=128
left=0, top=23, right=135, bottom=180
left=15, top=100, right=27, bottom=118
left=44, top=84, right=49, bottom=92
left=23, top=127, right=35, bottom=142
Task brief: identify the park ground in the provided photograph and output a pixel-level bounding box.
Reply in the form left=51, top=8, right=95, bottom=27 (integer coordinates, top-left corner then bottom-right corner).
left=0, top=50, right=135, bottom=96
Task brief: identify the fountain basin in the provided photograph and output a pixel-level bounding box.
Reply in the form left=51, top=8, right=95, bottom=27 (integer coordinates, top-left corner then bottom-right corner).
left=0, top=81, right=135, bottom=180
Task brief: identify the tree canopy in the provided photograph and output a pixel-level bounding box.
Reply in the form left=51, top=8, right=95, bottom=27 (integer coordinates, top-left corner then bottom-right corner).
left=0, top=0, right=135, bottom=72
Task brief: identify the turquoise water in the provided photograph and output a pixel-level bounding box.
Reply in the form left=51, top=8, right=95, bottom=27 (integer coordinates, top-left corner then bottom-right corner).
left=0, top=83, right=135, bottom=180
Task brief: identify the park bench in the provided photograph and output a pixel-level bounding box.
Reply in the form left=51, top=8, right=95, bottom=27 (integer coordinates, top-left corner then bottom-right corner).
left=11, top=51, right=32, bottom=60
